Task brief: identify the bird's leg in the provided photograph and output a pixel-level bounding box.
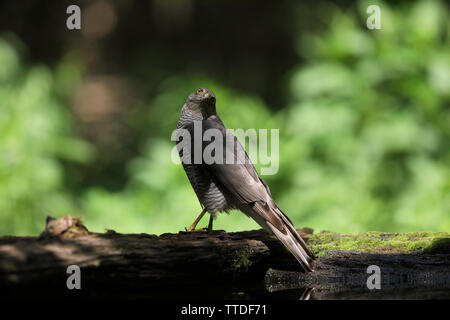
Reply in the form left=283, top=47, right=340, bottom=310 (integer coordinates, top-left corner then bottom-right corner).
left=207, top=214, right=213, bottom=231
left=185, top=208, right=207, bottom=232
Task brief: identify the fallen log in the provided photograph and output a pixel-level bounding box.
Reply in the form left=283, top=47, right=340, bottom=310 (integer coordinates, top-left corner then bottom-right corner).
left=0, top=215, right=313, bottom=298
left=0, top=215, right=449, bottom=299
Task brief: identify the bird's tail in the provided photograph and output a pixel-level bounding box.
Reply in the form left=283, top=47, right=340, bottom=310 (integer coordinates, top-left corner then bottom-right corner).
left=251, top=202, right=315, bottom=272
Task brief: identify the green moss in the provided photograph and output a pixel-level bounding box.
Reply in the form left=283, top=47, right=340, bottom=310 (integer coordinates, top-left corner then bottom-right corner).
left=231, top=247, right=254, bottom=272
left=309, top=230, right=450, bottom=257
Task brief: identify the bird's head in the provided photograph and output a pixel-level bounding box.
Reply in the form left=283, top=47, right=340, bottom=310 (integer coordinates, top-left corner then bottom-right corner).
left=185, top=87, right=216, bottom=118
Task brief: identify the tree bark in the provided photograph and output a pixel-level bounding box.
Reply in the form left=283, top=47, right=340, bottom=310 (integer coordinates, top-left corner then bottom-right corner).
left=0, top=215, right=449, bottom=299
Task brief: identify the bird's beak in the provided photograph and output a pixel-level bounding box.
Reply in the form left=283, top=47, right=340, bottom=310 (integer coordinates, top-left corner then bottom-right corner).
left=202, top=92, right=211, bottom=102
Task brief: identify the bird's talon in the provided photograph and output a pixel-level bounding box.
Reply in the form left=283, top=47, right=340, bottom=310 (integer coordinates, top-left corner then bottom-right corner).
left=184, top=227, right=208, bottom=232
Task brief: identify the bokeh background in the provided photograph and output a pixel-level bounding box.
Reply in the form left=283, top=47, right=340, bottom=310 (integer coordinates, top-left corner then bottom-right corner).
left=1, top=0, right=449, bottom=236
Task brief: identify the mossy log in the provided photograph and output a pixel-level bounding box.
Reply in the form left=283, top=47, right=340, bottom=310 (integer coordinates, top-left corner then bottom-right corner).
left=0, top=215, right=449, bottom=299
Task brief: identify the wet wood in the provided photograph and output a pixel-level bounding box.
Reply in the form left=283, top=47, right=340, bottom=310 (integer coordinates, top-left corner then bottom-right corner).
left=266, top=251, right=450, bottom=299
left=0, top=215, right=449, bottom=299
left=0, top=215, right=313, bottom=298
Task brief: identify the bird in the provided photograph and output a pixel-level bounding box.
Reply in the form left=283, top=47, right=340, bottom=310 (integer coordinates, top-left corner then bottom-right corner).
left=175, top=87, right=315, bottom=272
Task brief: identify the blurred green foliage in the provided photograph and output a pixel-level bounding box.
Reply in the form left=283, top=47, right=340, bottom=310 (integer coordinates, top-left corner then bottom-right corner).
left=0, top=38, right=93, bottom=235
left=281, top=0, right=450, bottom=232
left=1, top=0, right=449, bottom=236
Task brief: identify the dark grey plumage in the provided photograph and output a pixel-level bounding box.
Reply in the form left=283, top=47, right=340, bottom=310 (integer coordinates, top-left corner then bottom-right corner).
left=176, top=88, right=315, bottom=271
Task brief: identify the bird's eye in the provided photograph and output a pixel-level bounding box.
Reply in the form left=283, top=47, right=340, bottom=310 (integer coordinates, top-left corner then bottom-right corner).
left=196, top=88, right=203, bottom=94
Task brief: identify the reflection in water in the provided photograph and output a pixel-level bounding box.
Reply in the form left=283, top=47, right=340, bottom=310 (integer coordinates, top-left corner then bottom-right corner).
left=159, top=269, right=450, bottom=300
left=299, top=288, right=315, bottom=300
left=264, top=268, right=450, bottom=300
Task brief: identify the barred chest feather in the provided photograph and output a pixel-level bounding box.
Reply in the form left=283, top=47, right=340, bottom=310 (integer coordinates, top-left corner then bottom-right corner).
left=177, top=106, right=233, bottom=215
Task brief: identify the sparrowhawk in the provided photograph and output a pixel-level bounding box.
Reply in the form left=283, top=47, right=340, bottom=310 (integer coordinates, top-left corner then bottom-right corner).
left=176, top=87, right=314, bottom=272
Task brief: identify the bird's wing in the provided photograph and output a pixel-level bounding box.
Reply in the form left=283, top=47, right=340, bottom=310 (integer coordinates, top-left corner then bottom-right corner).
left=202, top=116, right=315, bottom=271
left=201, top=117, right=287, bottom=232
left=201, top=116, right=269, bottom=204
